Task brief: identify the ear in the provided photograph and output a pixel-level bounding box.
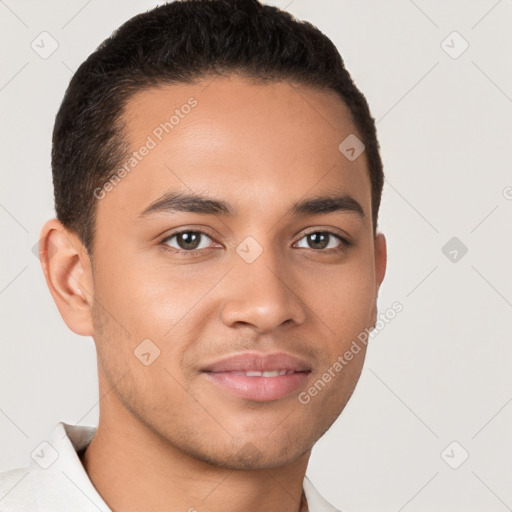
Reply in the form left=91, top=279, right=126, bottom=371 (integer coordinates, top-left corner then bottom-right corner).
left=369, top=232, right=387, bottom=327
left=38, top=218, right=95, bottom=336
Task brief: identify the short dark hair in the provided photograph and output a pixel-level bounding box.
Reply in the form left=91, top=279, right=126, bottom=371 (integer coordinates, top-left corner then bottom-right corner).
left=52, top=0, right=384, bottom=258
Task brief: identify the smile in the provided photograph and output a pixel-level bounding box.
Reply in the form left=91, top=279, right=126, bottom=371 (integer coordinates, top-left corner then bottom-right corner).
left=202, top=370, right=310, bottom=401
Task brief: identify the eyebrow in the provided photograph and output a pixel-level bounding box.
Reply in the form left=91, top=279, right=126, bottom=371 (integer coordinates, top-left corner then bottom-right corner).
left=138, top=191, right=366, bottom=220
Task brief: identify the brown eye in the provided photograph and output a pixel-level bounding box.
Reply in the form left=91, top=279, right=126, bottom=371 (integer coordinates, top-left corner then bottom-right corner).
left=162, top=231, right=213, bottom=251
left=295, top=231, right=349, bottom=251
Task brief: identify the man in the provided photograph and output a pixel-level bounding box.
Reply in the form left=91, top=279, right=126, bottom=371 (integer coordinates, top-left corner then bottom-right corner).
left=0, top=0, right=386, bottom=510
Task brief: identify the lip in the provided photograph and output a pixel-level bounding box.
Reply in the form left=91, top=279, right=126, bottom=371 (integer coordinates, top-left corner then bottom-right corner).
left=201, top=351, right=312, bottom=373
left=201, top=351, right=312, bottom=402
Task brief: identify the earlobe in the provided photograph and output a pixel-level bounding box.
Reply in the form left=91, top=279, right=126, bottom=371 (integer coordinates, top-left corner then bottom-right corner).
left=38, top=218, right=95, bottom=337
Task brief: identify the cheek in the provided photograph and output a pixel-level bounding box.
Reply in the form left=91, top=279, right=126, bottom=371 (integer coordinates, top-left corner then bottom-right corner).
left=296, top=258, right=376, bottom=383
left=302, top=258, right=376, bottom=329
left=92, top=250, right=189, bottom=327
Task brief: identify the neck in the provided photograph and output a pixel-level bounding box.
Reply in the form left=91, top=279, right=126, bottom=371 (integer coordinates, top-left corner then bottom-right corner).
left=80, top=382, right=311, bottom=512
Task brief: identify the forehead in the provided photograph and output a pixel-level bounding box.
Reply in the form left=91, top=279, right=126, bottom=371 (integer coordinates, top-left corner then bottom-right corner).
left=97, top=75, right=371, bottom=226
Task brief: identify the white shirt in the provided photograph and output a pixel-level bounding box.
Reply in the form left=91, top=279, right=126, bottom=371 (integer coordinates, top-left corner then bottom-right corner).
left=0, top=422, right=341, bottom=511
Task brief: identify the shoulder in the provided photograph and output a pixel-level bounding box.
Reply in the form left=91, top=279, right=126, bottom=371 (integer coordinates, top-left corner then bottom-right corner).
left=0, top=465, right=38, bottom=511
left=0, top=422, right=109, bottom=512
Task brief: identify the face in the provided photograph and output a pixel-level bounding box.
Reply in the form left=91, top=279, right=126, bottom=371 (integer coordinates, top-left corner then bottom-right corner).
left=81, top=74, right=386, bottom=469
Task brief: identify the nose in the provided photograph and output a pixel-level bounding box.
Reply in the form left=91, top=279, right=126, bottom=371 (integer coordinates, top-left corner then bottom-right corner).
left=219, top=245, right=307, bottom=334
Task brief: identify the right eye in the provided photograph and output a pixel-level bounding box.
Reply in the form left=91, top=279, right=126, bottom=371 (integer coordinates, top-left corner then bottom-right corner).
left=160, top=230, right=217, bottom=253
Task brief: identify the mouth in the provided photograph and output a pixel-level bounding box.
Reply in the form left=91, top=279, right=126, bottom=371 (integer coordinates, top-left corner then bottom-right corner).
left=201, top=352, right=312, bottom=402
left=216, top=369, right=298, bottom=377
left=202, top=370, right=311, bottom=402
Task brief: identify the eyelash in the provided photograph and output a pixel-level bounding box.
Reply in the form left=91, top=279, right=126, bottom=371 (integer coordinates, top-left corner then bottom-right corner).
left=159, top=229, right=352, bottom=256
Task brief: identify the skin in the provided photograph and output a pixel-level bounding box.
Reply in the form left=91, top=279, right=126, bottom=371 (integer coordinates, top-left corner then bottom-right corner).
left=39, top=74, right=386, bottom=512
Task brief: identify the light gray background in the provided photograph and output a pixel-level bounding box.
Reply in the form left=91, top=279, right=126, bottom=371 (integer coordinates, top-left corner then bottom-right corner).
left=1, top=1, right=511, bottom=510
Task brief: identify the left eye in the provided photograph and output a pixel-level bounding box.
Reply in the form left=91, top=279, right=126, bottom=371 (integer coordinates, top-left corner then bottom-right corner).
left=295, top=231, right=346, bottom=251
